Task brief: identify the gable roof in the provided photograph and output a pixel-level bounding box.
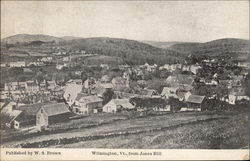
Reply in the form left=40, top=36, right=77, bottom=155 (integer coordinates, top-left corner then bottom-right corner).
left=141, top=89, right=158, bottom=96
left=161, top=87, right=178, bottom=95
left=112, top=99, right=134, bottom=109
left=75, top=93, right=89, bottom=101
left=77, top=95, right=103, bottom=103
left=42, top=103, right=70, bottom=116
left=186, top=95, right=205, bottom=104
left=16, top=102, right=48, bottom=116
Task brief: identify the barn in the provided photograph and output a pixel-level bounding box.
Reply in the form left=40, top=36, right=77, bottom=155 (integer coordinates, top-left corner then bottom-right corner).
left=36, top=103, right=71, bottom=128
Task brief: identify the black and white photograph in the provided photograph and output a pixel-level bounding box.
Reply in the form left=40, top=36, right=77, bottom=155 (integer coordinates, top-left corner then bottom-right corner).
left=0, top=0, right=249, bottom=160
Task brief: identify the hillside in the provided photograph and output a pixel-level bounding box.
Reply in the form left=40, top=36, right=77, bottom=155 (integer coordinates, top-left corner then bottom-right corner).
left=59, top=37, right=183, bottom=65
left=1, top=34, right=62, bottom=44
left=142, top=41, right=185, bottom=49
left=169, top=38, right=250, bottom=60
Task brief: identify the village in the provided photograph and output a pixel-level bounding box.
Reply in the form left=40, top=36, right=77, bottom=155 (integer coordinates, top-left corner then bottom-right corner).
left=1, top=48, right=249, bottom=134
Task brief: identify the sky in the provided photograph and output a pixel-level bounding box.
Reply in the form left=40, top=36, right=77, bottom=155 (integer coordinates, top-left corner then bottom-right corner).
left=1, top=1, right=249, bottom=42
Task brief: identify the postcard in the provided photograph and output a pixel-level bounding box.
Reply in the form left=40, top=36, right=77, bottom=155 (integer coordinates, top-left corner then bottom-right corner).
left=1, top=0, right=249, bottom=160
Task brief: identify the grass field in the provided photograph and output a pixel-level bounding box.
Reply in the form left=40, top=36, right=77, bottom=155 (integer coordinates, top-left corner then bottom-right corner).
left=1, top=111, right=249, bottom=149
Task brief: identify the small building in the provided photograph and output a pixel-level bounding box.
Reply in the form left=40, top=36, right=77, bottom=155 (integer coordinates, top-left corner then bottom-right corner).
left=73, top=94, right=103, bottom=115
left=161, top=87, right=178, bottom=99
left=25, top=81, right=39, bottom=93
left=36, top=103, right=71, bottom=128
left=186, top=95, right=206, bottom=111
left=228, top=87, right=249, bottom=105
left=103, top=99, right=135, bottom=113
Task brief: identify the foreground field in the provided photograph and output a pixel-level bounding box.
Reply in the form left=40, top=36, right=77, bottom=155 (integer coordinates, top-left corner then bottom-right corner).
left=1, top=111, right=249, bottom=149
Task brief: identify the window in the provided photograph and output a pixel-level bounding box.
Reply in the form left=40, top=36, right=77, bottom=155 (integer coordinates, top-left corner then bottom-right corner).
left=41, top=109, right=43, bottom=113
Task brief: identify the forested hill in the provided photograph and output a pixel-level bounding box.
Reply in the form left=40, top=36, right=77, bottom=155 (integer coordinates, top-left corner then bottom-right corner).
left=169, top=38, right=250, bottom=60
left=59, top=37, right=184, bottom=65
left=1, top=34, right=62, bottom=44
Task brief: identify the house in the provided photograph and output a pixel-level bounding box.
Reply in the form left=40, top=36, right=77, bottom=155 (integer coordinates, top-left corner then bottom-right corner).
left=186, top=95, right=205, bottom=111
left=190, top=65, right=201, bottom=75
left=73, top=95, right=103, bottom=115
left=230, top=75, right=244, bottom=87
left=36, top=103, right=71, bottom=128
left=84, top=78, right=96, bottom=89
left=100, top=64, right=109, bottom=69
left=25, top=81, right=39, bottom=93
left=140, top=89, right=159, bottom=97
left=103, top=99, right=135, bottom=113
left=166, top=74, right=195, bottom=91
left=161, top=87, right=178, bottom=99
left=63, top=83, right=83, bottom=106
left=8, top=61, right=26, bottom=67
left=112, top=77, right=130, bottom=88
left=23, top=68, right=33, bottom=73
left=4, top=82, right=26, bottom=92
left=101, top=75, right=112, bottom=83
left=11, top=103, right=47, bottom=129
left=41, top=57, right=53, bottom=62
left=228, top=87, right=249, bottom=105
left=47, top=80, right=57, bottom=91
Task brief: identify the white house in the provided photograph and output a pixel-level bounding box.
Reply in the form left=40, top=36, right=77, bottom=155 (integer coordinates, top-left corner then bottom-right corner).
left=73, top=94, right=103, bottom=114
left=103, top=99, right=134, bottom=113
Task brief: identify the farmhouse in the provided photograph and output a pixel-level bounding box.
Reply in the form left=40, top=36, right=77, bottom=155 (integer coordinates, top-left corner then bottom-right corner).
left=73, top=94, right=103, bottom=114
left=103, top=99, right=135, bottom=113
left=186, top=95, right=205, bottom=111
left=36, top=103, right=71, bottom=128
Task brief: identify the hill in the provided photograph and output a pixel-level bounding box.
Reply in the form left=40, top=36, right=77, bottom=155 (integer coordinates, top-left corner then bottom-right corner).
left=142, top=41, right=185, bottom=49
left=169, top=38, right=250, bottom=60
left=59, top=37, right=183, bottom=65
left=1, top=34, right=62, bottom=44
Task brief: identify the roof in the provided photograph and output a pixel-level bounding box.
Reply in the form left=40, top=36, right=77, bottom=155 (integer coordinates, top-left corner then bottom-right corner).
left=112, top=99, right=134, bottom=109
left=26, top=81, right=38, bottom=87
left=75, top=93, right=89, bottom=101
left=63, top=84, right=83, bottom=103
left=186, top=95, right=205, bottom=104
left=161, top=87, right=178, bottom=95
left=16, top=102, right=48, bottom=116
left=141, top=89, right=158, bottom=96
left=166, top=74, right=194, bottom=86
left=42, top=103, right=70, bottom=116
left=229, top=87, right=247, bottom=96
left=101, top=75, right=112, bottom=82
left=77, top=95, right=103, bottom=103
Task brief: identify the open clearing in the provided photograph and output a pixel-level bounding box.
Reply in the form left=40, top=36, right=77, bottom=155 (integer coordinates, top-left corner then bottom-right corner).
left=1, top=111, right=249, bottom=149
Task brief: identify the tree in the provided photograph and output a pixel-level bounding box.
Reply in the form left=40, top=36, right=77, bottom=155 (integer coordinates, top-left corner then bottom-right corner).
left=102, top=89, right=115, bottom=105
